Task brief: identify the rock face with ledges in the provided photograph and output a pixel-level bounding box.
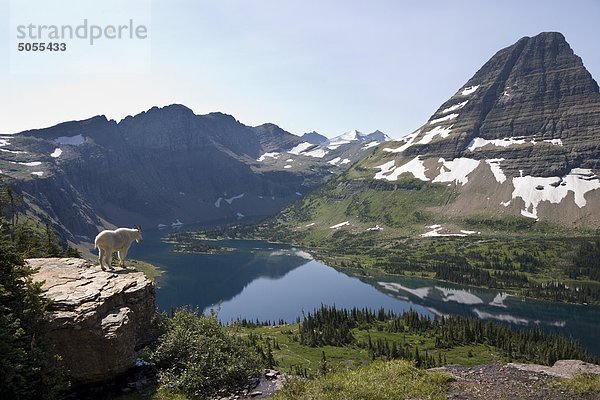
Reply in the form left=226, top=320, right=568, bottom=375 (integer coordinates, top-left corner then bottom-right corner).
left=405, top=32, right=600, bottom=178
left=29, top=257, right=155, bottom=384
left=341, top=32, right=600, bottom=227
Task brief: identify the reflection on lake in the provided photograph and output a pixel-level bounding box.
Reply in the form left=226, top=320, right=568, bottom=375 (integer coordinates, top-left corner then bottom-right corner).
left=129, top=231, right=600, bottom=356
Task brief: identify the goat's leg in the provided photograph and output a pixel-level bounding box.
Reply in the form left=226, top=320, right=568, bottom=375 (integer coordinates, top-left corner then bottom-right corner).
left=120, top=247, right=130, bottom=269
left=117, top=249, right=124, bottom=268
left=98, top=248, right=106, bottom=270
left=105, top=250, right=114, bottom=270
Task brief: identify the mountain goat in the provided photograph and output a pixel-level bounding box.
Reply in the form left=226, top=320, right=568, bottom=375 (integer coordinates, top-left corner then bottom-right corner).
left=94, top=226, right=143, bottom=270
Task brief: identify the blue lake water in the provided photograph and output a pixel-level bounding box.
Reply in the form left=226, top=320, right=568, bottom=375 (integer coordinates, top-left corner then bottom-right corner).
left=129, top=229, right=600, bottom=356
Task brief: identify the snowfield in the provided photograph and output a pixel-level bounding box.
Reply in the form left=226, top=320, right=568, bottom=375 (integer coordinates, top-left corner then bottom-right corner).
left=257, top=152, right=280, bottom=161
left=485, top=158, right=507, bottom=184
left=460, top=85, right=479, bottom=95
left=329, top=221, right=350, bottom=229
left=429, top=113, right=459, bottom=125
left=441, top=100, right=468, bottom=114
left=508, top=168, right=600, bottom=219
left=288, top=142, right=314, bottom=155
left=418, top=125, right=453, bottom=145
left=433, top=158, right=480, bottom=186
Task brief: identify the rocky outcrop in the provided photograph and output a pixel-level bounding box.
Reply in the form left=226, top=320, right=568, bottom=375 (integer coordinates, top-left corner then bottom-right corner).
left=29, top=258, right=155, bottom=384
left=438, top=360, right=600, bottom=400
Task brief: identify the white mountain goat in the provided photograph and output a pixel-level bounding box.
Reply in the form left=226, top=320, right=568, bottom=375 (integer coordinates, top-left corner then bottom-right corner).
left=94, top=226, right=143, bottom=270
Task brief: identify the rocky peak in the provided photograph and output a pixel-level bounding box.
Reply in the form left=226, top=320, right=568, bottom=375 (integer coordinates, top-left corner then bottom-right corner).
left=356, top=32, right=600, bottom=225
left=253, top=123, right=303, bottom=152
left=30, top=258, right=155, bottom=384
left=302, top=131, right=329, bottom=145
left=403, top=31, right=600, bottom=176
left=365, top=130, right=391, bottom=142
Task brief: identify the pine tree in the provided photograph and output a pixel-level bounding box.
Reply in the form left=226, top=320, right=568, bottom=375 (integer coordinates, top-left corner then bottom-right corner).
left=0, top=225, right=66, bottom=399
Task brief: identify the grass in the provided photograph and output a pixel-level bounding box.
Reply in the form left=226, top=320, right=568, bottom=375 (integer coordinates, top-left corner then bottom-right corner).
left=234, top=323, right=504, bottom=376
left=272, top=359, right=451, bottom=400
left=558, top=373, right=600, bottom=397
left=127, top=259, right=162, bottom=282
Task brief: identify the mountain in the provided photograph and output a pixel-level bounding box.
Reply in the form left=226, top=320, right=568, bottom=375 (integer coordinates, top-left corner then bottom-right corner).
left=301, top=131, right=329, bottom=145
left=0, top=105, right=386, bottom=242
left=268, top=32, right=600, bottom=237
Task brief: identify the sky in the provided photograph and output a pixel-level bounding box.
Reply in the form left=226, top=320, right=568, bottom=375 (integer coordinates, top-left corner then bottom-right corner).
left=1, top=0, right=599, bottom=139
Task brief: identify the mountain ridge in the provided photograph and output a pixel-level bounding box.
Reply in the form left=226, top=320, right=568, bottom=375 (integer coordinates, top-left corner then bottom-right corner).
left=0, top=105, right=389, bottom=242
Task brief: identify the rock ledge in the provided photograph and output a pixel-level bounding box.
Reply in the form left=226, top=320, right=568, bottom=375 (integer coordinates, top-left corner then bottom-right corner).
left=29, top=258, right=155, bottom=384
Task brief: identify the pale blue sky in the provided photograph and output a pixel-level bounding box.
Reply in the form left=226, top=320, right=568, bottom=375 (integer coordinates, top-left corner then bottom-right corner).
left=1, top=0, right=599, bottom=138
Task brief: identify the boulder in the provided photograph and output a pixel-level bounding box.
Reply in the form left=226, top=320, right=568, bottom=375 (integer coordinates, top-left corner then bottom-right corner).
left=29, top=257, right=155, bottom=384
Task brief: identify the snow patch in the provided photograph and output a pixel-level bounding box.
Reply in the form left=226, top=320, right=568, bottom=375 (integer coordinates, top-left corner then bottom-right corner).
left=418, top=125, right=453, bottom=145
left=374, top=156, right=429, bottom=182
left=0, top=138, right=11, bottom=146
left=284, top=165, right=292, bottom=169
left=214, top=198, right=223, bottom=208
left=511, top=168, right=600, bottom=220
left=421, top=224, right=468, bottom=237
left=468, top=136, right=535, bottom=151
left=362, top=141, right=379, bottom=150
left=302, top=148, right=329, bottom=158
left=20, top=161, right=42, bottom=166
left=31, top=171, right=44, bottom=176
left=441, top=100, right=468, bottom=114
left=433, top=158, right=480, bottom=186
left=429, top=113, right=458, bottom=125
left=485, top=158, right=507, bottom=184
left=0, top=148, right=26, bottom=154
left=288, top=142, right=314, bottom=155
left=383, top=130, right=420, bottom=153
left=225, top=193, right=245, bottom=204
left=340, top=158, right=351, bottom=165
left=305, top=222, right=316, bottom=227
left=55, top=134, right=85, bottom=146
left=257, top=152, right=280, bottom=161
left=329, top=221, right=350, bottom=229
left=236, top=212, right=245, bottom=219
left=460, top=230, right=478, bottom=235
left=286, top=158, right=294, bottom=162
left=460, top=85, right=479, bottom=96
left=543, top=139, right=563, bottom=146
left=172, top=219, right=183, bottom=227
left=366, top=225, right=383, bottom=231
left=157, top=224, right=168, bottom=229
left=373, top=160, right=396, bottom=180
left=50, top=148, right=62, bottom=158
left=328, top=157, right=341, bottom=165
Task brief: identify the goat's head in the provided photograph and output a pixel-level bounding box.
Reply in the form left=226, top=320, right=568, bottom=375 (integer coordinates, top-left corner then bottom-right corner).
left=134, top=225, right=143, bottom=243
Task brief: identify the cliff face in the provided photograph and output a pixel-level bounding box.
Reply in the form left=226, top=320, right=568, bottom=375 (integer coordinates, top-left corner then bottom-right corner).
left=29, top=258, right=155, bottom=384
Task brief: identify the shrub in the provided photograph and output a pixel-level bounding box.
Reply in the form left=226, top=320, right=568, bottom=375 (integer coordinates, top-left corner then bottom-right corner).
left=151, top=308, right=259, bottom=399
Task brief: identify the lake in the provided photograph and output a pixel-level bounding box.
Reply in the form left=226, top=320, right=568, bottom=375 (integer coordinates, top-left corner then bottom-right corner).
left=129, top=229, right=600, bottom=357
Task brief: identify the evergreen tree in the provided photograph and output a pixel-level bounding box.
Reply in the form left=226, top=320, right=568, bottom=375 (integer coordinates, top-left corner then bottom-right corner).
left=0, top=225, right=66, bottom=399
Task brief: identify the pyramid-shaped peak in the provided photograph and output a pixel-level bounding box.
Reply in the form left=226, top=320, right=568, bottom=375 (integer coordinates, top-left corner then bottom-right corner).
left=401, top=32, right=600, bottom=178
